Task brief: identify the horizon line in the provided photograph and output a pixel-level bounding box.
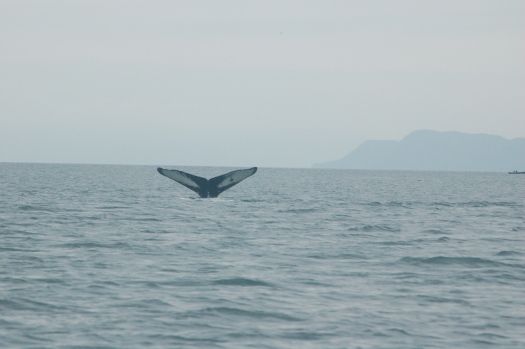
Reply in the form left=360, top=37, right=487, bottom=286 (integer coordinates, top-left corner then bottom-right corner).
left=0, top=160, right=511, bottom=174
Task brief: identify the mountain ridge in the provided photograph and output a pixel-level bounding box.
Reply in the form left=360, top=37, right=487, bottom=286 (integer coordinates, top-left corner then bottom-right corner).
left=315, top=130, right=525, bottom=172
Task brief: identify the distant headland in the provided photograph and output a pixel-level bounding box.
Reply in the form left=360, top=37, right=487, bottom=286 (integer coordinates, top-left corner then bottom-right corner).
left=315, top=130, right=525, bottom=172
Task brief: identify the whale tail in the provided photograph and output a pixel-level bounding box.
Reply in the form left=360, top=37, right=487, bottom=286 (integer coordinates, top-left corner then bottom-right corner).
left=157, top=167, right=257, bottom=198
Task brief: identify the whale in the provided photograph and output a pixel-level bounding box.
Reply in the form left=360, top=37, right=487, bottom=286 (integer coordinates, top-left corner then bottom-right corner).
left=157, top=167, right=257, bottom=198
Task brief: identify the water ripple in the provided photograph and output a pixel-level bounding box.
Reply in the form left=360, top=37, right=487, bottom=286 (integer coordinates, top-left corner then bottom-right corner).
left=2, top=164, right=525, bottom=348
left=212, top=277, right=274, bottom=287
left=399, top=256, right=513, bottom=268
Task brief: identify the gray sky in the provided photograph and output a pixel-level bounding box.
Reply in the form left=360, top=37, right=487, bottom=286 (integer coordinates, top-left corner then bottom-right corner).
left=1, top=0, right=524, bottom=167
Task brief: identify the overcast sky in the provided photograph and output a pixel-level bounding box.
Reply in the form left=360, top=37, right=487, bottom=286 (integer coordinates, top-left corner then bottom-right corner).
left=1, top=0, right=524, bottom=167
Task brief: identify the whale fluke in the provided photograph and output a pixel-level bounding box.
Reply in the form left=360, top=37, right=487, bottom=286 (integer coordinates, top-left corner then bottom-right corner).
left=157, top=167, right=257, bottom=198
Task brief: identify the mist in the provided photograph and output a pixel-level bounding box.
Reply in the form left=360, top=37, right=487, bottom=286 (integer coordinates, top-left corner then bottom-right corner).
left=1, top=0, right=524, bottom=167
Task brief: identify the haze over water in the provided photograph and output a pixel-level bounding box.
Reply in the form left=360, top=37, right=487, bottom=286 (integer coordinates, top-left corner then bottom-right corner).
left=1, top=163, right=525, bottom=348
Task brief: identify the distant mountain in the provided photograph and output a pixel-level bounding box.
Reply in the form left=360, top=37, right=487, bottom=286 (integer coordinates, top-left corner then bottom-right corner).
left=315, top=130, right=525, bottom=172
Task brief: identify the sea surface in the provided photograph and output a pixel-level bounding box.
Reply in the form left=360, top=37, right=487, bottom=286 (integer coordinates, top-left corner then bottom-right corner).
left=1, top=163, right=524, bottom=348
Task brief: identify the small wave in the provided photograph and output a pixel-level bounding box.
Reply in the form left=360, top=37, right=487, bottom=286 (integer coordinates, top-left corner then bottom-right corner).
left=468, top=201, right=520, bottom=207
left=489, top=272, right=525, bottom=283
left=432, top=201, right=521, bottom=208
left=56, top=241, right=130, bottom=249
left=27, top=277, right=66, bottom=285
left=17, top=204, right=54, bottom=212
left=197, top=307, right=302, bottom=321
left=496, top=250, right=523, bottom=256
left=297, top=279, right=334, bottom=287
left=57, top=207, right=83, bottom=213
left=400, top=256, right=505, bottom=267
left=278, top=208, right=318, bottom=214
left=471, top=339, right=497, bottom=345
left=0, top=298, right=64, bottom=312
left=0, top=277, right=28, bottom=284
left=0, top=247, right=39, bottom=252
left=147, top=334, right=226, bottom=344
left=420, top=229, right=449, bottom=235
left=386, top=201, right=410, bottom=207
left=348, top=224, right=400, bottom=232
left=432, top=201, right=454, bottom=207
left=307, top=252, right=366, bottom=260
left=478, top=332, right=508, bottom=339
left=363, top=201, right=415, bottom=208
left=240, top=199, right=265, bottom=203
left=280, top=331, right=327, bottom=340
left=113, top=299, right=173, bottom=309
left=213, top=277, right=273, bottom=287
left=131, top=279, right=204, bottom=288
left=388, top=328, right=411, bottom=336
left=0, top=319, right=21, bottom=327
left=417, top=295, right=470, bottom=305
left=96, top=205, right=129, bottom=210
left=467, top=201, right=517, bottom=208
left=377, top=239, right=426, bottom=246
left=128, top=217, right=162, bottom=222
left=10, top=255, right=45, bottom=264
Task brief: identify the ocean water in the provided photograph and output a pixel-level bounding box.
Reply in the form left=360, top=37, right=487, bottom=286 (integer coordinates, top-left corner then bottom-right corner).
left=1, top=163, right=524, bottom=348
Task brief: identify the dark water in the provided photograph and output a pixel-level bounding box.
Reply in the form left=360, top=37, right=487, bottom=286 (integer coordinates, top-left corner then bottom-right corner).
left=1, top=163, right=524, bottom=348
